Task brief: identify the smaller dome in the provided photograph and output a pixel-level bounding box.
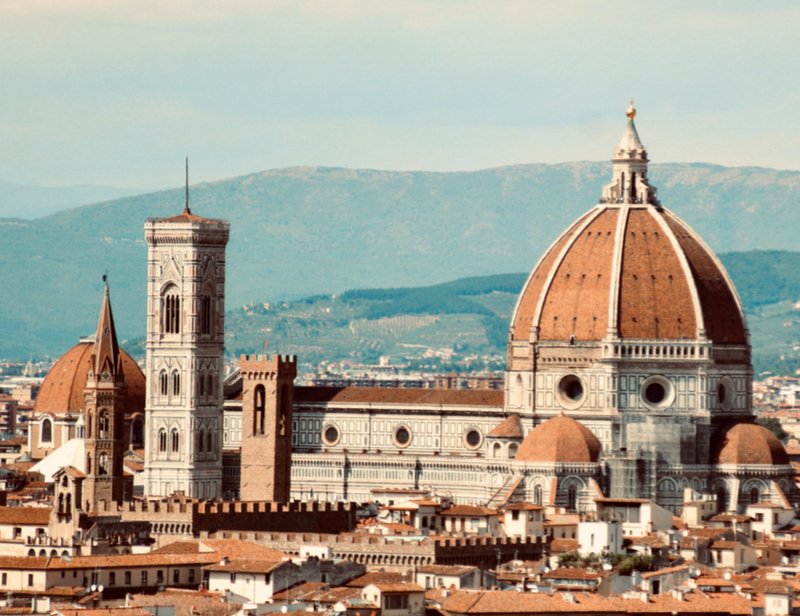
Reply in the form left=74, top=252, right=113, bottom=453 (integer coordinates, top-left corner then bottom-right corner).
left=34, top=341, right=145, bottom=415
left=714, top=423, right=789, bottom=466
left=515, top=415, right=601, bottom=463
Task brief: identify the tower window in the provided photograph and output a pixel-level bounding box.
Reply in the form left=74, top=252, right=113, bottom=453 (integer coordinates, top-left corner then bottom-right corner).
left=172, top=371, right=181, bottom=396
left=206, top=373, right=214, bottom=397
left=158, top=429, right=167, bottom=453
left=254, top=384, right=266, bottom=435
left=171, top=429, right=180, bottom=453
left=160, top=371, right=168, bottom=396
left=200, top=294, right=212, bottom=335
left=98, top=411, right=109, bottom=439
left=162, top=287, right=181, bottom=334
left=98, top=452, right=109, bottom=476
left=198, top=371, right=205, bottom=396
left=207, top=430, right=213, bottom=453
left=197, top=428, right=205, bottom=453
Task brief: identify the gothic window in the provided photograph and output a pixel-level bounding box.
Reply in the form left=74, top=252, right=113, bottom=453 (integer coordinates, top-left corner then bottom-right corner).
left=158, top=429, right=167, bottom=453
left=206, top=373, right=214, bottom=396
left=41, top=418, right=53, bottom=443
left=534, top=485, right=543, bottom=506
left=162, top=286, right=181, bottom=334
left=197, top=429, right=205, bottom=453
left=749, top=487, right=760, bottom=505
left=160, top=371, right=168, bottom=396
left=716, top=486, right=729, bottom=513
left=98, top=411, right=109, bottom=439
left=198, top=371, right=205, bottom=396
left=171, top=429, right=180, bottom=453
left=200, top=294, right=212, bottom=335
left=172, top=371, right=181, bottom=397
left=254, top=385, right=266, bottom=435
left=58, top=494, right=64, bottom=515
left=98, top=452, right=109, bottom=476
left=207, top=430, right=213, bottom=453
left=65, top=494, right=71, bottom=513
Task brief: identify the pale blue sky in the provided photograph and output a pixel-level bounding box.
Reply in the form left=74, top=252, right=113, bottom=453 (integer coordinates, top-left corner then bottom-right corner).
left=1, top=1, right=798, bottom=190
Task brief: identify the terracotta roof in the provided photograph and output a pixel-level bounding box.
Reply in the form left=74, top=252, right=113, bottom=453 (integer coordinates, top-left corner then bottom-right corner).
left=129, top=588, right=238, bottom=616
left=504, top=502, right=544, bottom=511
left=272, top=581, right=327, bottom=601
left=509, top=201, right=747, bottom=346
left=713, top=423, right=789, bottom=465
left=0, top=506, right=50, bottom=525
left=543, top=567, right=601, bottom=580
left=153, top=208, right=222, bottom=225
left=34, top=341, right=145, bottom=414
left=154, top=539, right=289, bottom=560
left=205, top=557, right=288, bottom=574
left=294, top=386, right=503, bottom=407
left=347, top=571, right=409, bottom=587
left=549, top=538, right=579, bottom=553
left=640, top=565, right=689, bottom=579
left=486, top=414, right=523, bottom=439
left=0, top=552, right=218, bottom=570
left=416, top=564, right=477, bottom=576
left=439, top=504, right=497, bottom=517
left=515, top=415, right=601, bottom=463
left=368, top=582, right=425, bottom=593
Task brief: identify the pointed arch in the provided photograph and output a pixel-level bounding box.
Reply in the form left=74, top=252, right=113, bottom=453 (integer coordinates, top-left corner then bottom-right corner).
left=254, top=384, right=266, bottom=435
left=161, top=284, right=181, bottom=334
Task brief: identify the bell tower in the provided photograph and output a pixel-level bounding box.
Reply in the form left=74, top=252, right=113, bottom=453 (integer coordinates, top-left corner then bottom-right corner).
left=142, top=167, right=229, bottom=499
left=83, top=279, right=126, bottom=510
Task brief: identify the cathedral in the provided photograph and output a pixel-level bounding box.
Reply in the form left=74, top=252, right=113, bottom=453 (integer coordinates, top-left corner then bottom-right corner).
left=28, top=105, right=795, bottom=515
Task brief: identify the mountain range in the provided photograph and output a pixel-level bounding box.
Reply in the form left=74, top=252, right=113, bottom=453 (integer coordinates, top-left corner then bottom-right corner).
left=1, top=162, right=799, bottom=362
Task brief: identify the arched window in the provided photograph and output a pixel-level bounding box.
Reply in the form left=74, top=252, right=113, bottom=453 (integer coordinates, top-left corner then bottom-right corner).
left=254, top=384, right=266, bottom=435
left=162, top=286, right=181, bottom=334
left=58, top=494, right=64, bottom=515
left=207, top=430, right=213, bottom=453
left=206, top=373, right=214, bottom=397
left=160, top=371, right=168, bottom=396
left=98, top=452, right=109, bottom=476
left=749, top=487, right=760, bottom=505
left=513, top=374, right=523, bottom=407
left=508, top=443, right=518, bottom=459
left=534, top=485, right=543, bottom=506
left=197, top=429, right=205, bottom=453
left=98, top=411, right=109, bottom=439
left=65, top=493, right=71, bottom=513
left=716, top=487, right=728, bottom=513
left=171, top=429, right=180, bottom=453
left=131, top=418, right=144, bottom=448
left=198, top=371, right=205, bottom=396
left=492, top=442, right=501, bottom=459
left=172, top=371, right=181, bottom=396
left=41, top=418, right=53, bottom=443
left=158, top=429, right=167, bottom=453
left=200, top=294, right=212, bottom=335
left=567, top=485, right=578, bottom=511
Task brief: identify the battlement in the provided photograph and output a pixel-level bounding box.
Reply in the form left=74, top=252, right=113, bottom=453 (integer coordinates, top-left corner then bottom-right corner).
left=239, top=354, right=298, bottom=379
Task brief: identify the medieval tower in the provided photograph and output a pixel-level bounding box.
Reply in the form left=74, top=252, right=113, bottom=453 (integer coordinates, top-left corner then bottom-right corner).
left=239, top=354, right=297, bottom=502
left=82, top=281, right=127, bottom=510
left=142, top=182, right=229, bottom=499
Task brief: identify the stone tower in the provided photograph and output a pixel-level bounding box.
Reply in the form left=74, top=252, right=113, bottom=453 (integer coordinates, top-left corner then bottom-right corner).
left=142, top=191, right=229, bottom=499
left=83, top=281, right=126, bottom=510
left=239, top=354, right=297, bottom=502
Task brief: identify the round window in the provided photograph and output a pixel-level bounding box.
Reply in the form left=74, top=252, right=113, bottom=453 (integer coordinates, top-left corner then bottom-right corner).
left=322, top=424, right=340, bottom=446
left=394, top=426, right=411, bottom=447
left=464, top=429, right=482, bottom=449
left=717, top=376, right=735, bottom=411
left=640, top=375, right=675, bottom=410
left=556, top=374, right=586, bottom=409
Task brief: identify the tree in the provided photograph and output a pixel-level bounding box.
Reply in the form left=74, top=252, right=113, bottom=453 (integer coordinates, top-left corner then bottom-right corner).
left=756, top=416, right=789, bottom=442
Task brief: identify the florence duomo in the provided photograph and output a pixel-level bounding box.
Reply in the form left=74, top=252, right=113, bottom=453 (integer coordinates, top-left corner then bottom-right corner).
left=26, top=106, right=795, bottom=517
left=4, top=4, right=800, bottom=612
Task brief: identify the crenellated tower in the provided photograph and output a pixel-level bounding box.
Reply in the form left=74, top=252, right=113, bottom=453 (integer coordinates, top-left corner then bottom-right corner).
left=239, top=354, right=297, bottom=502
left=142, top=175, right=229, bottom=499
left=83, top=280, right=127, bottom=510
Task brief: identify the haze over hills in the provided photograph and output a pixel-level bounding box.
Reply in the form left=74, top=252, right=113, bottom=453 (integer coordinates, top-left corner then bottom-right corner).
left=0, top=179, right=147, bottom=219
left=2, top=161, right=799, bottom=361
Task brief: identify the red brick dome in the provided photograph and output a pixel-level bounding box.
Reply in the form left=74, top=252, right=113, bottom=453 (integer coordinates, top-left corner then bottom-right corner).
left=515, top=415, right=601, bottom=463
left=713, top=423, right=789, bottom=466
left=510, top=204, right=747, bottom=345
left=34, top=341, right=145, bottom=415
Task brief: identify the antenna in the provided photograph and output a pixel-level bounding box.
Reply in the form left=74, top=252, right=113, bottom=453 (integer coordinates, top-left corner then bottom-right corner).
left=184, top=156, right=190, bottom=214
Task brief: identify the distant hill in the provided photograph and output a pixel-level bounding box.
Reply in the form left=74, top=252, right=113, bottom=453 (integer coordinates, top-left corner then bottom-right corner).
left=219, top=253, right=800, bottom=376
left=0, top=179, right=145, bottom=219
left=1, top=162, right=799, bottom=361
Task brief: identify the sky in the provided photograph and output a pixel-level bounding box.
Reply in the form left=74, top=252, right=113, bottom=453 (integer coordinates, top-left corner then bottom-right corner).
left=1, top=0, right=799, bottom=192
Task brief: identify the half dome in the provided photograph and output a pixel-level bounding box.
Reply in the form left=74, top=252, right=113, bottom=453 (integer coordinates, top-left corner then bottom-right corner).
left=713, top=423, right=789, bottom=466
left=34, top=341, right=145, bottom=415
left=515, top=415, right=601, bottom=463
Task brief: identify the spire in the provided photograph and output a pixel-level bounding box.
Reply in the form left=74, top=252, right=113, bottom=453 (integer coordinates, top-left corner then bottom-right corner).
left=91, top=275, right=122, bottom=382
left=600, top=101, right=658, bottom=206
left=183, top=156, right=191, bottom=215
